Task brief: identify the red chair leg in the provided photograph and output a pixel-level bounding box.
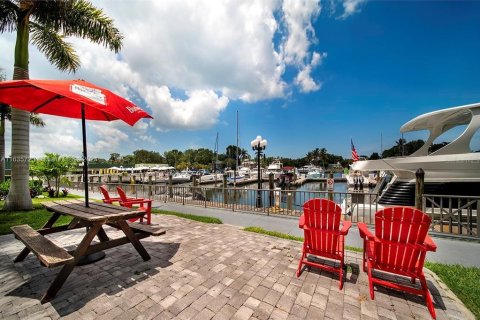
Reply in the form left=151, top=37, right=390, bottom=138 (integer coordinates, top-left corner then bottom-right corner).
left=297, top=249, right=306, bottom=277
left=420, top=276, right=436, bottom=319
left=339, top=256, right=344, bottom=290
left=367, top=262, right=375, bottom=299
left=362, top=240, right=367, bottom=272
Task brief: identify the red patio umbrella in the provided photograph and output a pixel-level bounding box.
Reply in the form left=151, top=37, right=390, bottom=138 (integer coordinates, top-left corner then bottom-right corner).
left=0, top=79, right=153, bottom=207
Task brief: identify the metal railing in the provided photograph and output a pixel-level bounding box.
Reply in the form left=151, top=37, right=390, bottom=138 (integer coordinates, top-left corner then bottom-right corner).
left=67, top=181, right=479, bottom=239
left=423, top=194, right=479, bottom=238
left=69, top=181, right=379, bottom=224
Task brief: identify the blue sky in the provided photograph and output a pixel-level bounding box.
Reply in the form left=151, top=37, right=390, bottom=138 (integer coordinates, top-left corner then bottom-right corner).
left=218, top=1, right=480, bottom=159
left=1, top=0, right=479, bottom=160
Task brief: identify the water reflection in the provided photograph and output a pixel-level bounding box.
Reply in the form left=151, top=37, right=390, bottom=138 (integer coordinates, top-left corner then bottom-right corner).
left=201, top=181, right=349, bottom=209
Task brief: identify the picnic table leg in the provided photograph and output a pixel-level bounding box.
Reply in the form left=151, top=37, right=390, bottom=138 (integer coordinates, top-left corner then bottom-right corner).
left=116, top=220, right=151, bottom=261
left=97, top=227, right=110, bottom=242
left=14, top=212, right=62, bottom=263
left=41, top=223, right=102, bottom=304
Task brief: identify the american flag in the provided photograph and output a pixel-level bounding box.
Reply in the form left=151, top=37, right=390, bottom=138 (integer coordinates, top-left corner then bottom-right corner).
left=351, top=139, right=359, bottom=162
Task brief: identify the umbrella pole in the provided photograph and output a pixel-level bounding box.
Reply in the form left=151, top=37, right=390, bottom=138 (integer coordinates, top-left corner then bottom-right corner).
left=81, top=104, right=89, bottom=207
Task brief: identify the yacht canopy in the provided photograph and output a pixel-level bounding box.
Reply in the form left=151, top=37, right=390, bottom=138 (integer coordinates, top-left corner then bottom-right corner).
left=400, top=102, right=480, bottom=133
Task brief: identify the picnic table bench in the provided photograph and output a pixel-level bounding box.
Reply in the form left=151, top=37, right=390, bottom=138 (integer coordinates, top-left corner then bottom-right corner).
left=11, top=199, right=166, bottom=303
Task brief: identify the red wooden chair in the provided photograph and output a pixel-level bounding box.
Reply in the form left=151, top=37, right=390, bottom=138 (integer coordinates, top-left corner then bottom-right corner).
left=99, top=185, right=138, bottom=204
left=116, top=186, right=152, bottom=225
left=358, top=207, right=437, bottom=319
left=297, top=198, right=351, bottom=289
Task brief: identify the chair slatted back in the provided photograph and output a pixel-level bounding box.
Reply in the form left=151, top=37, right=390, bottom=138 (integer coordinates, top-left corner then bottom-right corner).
left=374, top=207, right=431, bottom=272
left=99, top=185, right=112, bottom=202
left=303, top=199, right=342, bottom=254
left=116, top=187, right=129, bottom=205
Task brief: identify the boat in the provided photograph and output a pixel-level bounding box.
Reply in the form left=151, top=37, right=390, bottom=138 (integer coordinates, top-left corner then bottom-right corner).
left=306, top=169, right=324, bottom=180
left=264, top=159, right=283, bottom=180
left=278, top=166, right=298, bottom=188
left=199, top=173, right=223, bottom=183
left=298, top=164, right=323, bottom=175
left=171, top=171, right=192, bottom=184
left=345, top=170, right=378, bottom=188
left=352, top=102, right=480, bottom=206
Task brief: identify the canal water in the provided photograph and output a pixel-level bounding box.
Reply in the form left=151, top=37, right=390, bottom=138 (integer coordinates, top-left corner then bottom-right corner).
left=201, top=177, right=350, bottom=210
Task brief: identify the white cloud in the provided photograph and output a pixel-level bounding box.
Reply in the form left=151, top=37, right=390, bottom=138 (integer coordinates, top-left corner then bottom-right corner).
left=1, top=0, right=369, bottom=157
left=282, top=0, right=321, bottom=65
left=339, top=0, right=365, bottom=19
left=141, top=86, right=229, bottom=131
left=295, top=51, right=326, bottom=92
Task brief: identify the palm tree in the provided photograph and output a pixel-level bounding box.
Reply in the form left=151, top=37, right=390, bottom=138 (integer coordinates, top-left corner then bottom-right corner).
left=396, top=138, right=407, bottom=156
left=0, top=106, right=45, bottom=183
left=1, top=66, right=46, bottom=183
left=1, top=0, right=123, bottom=210
left=319, top=148, right=327, bottom=169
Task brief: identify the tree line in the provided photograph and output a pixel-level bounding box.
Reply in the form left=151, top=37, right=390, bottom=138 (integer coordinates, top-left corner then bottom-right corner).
left=88, top=146, right=350, bottom=170
left=91, top=139, right=451, bottom=171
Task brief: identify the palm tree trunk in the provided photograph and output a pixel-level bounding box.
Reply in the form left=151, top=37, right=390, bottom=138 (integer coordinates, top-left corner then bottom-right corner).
left=0, top=113, right=5, bottom=183
left=5, top=16, right=32, bottom=210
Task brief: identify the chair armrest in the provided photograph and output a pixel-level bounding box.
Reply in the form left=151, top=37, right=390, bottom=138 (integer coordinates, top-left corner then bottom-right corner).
left=423, top=235, right=437, bottom=252
left=301, top=226, right=345, bottom=236
left=299, top=214, right=305, bottom=229
left=121, top=199, right=152, bottom=206
left=340, top=221, right=352, bottom=235
left=358, top=222, right=374, bottom=240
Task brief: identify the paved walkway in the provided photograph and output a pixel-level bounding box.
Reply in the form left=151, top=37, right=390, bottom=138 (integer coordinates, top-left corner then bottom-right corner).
left=71, top=189, right=480, bottom=267
left=0, top=214, right=474, bottom=319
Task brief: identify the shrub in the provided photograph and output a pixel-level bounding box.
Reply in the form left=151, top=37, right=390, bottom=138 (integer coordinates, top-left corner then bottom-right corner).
left=29, top=180, right=43, bottom=198
left=0, top=180, right=10, bottom=200
left=48, top=188, right=55, bottom=198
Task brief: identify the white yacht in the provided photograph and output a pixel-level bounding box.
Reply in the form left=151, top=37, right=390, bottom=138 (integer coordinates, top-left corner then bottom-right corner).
left=265, top=159, right=283, bottom=180
left=353, top=103, right=480, bottom=205
left=306, top=169, right=324, bottom=180
left=172, top=171, right=192, bottom=184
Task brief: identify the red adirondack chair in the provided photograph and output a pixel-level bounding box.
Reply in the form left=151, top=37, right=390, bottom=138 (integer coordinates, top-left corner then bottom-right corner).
left=100, top=185, right=121, bottom=204
left=358, top=207, right=437, bottom=319
left=297, top=198, right=351, bottom=289
left=116, top=186, right=152, bottom=225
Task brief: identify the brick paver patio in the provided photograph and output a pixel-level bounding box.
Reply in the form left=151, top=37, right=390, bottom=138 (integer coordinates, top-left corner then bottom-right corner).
left=0, top=215, right=473, bottom=320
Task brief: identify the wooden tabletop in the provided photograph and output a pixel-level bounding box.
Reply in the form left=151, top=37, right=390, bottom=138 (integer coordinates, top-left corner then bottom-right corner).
left=42, top=199, right=145, bottom=223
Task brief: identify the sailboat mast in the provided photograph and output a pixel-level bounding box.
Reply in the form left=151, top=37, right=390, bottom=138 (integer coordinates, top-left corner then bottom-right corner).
left=213, top=132, right=218, bottom=173
left=235, top=110, right=239, bottom=187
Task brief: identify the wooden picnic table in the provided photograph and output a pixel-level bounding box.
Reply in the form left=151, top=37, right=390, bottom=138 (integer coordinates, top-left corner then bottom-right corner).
left=11, top=199, right=166, bottom=304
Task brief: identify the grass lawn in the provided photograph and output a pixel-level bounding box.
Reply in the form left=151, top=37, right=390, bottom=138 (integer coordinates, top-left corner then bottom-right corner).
left=0, top=194, right=81, bottom=235
left=243, top=226, right=362, bottom=252
left=243, top=226, right=480, bottom=318
left=424, top=261, right=480, bottom=319
left=152, top=209, right=222, bottom=224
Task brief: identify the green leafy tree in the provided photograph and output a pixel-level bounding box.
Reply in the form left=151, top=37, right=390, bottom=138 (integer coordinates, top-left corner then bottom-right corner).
left=109, top=153, right=121, bottom=164
left=429, top=142, right=449, bottom=153
left=121, top=155, right=134, bottom=167
left=164, top=149, right=183, bottom=167
left=1, top=0, right=122, bottom=210
left=194, top=148, right=214, bottom=166
left=30, top=153, right=78, bottom=197
left=369, top=152, right=380, bottom=160
left=132, top=149, right=164, bottom=164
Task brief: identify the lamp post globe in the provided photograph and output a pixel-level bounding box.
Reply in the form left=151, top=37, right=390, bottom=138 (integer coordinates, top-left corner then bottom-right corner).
left=251, top=136, right=267, bottom=208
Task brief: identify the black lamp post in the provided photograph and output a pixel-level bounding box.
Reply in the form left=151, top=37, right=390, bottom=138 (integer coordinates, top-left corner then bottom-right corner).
left=251, top=135, right=267, bottom=208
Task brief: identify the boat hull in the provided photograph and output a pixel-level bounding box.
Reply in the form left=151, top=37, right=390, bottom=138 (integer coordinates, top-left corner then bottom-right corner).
left=352, top=153, right=480, bottom=182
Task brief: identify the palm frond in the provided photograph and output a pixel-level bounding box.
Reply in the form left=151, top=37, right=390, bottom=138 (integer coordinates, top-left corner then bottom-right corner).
left=33, top=0, right=123, bottom=53
left=29, top=113, right=45, bottom=127
left=30, top=22, right=80, bottom=73
left=0, top=0, right=19, bottom=33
